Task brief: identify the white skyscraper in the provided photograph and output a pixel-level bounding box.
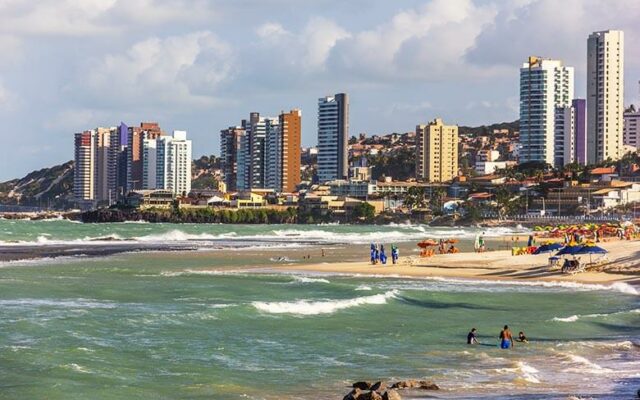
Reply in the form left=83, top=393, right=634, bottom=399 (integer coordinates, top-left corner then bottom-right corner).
left=587, top=30, right=624, bottom=163
left=519, top=57, right=574, bottom=166
left=317, top=93, right=349, bottom=183
left=142, top=130, right=192, bottom=196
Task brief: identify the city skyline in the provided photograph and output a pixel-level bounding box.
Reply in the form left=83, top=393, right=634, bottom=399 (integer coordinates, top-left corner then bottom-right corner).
left=1, top=0, right=640, bottom=180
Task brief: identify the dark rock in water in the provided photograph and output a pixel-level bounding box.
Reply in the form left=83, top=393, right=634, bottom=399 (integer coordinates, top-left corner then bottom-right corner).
left=391, top=380, right=439, bottom=390
left=343, top=388, right=362, bottom=400
left=370, top=381, right=387, bottom=392
left=382, top=390, right=402, bottom=400
left=352, top=381, right=372, bottom=390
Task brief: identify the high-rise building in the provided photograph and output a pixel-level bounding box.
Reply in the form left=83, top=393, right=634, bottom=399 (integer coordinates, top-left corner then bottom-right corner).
left=127, top=122, right=164, bottom=190
left=142, top=130, right=192, bottom=196
left=587, top=30, right=624, bottom=163
left=624, top=107, right=640, bottom=149
left=317, top=93, right=349, bottom=183
left=265, top=109, right=301, bottom=192
left=74, top=127, right=120, bottom=206
left=74, top=131, right=96, bottom=204
left=573, top=99, right=588, bottom=165
left=520, top=57, right=574, bottom=166
left=279, top=109, right=301, bottom=193
left=220, top=126, right=245, bottom=192
left=415, top=118, right=458, bottom=183
left=115, top=122, right=129, bottom=199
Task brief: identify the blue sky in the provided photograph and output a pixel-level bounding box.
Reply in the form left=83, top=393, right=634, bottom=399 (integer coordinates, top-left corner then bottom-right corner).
left=0, top=0, right=639, bottom=180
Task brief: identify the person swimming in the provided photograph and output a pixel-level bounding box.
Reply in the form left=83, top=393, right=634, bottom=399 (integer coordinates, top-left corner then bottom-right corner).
left=467, top=328, right=479, bottom=345
left=499, top=325, right=513, bottom=349
left=517, top=331, right=528, bottom=343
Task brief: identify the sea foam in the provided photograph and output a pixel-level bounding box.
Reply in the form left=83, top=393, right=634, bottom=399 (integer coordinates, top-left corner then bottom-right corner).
left=252, top=290, right=398, bottom=315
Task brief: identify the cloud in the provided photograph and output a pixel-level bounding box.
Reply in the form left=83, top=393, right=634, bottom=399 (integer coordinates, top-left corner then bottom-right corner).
left=254, top=17, right=350, bottom=73
left=78, top=31, right=235, bottom=109
left=0, top=0, right=215, bottom=36
left=327, top=0, right=498, bottom=81
left=466, top=0, right=640, bottom=72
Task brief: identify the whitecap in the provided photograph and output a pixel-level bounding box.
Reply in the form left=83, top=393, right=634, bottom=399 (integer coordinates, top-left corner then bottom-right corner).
left=291, top=276, right=330, bottom=284
left=252, top=290, right=398, bottom=316
left=355, top=285, right=373, bottom=291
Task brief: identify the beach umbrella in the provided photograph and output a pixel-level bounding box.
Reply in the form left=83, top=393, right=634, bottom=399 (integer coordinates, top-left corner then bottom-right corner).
left=533, top=243, right=564, bottom=254
left=575, top=245, right=607, bottom=255
left=574, top=244, right=608, bottom=264
left=555, top=245, right=584, bottom=256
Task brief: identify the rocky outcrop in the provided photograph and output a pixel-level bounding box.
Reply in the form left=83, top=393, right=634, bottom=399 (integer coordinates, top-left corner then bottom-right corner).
left=391, top=380, right=440, bottom=390
left=344, top=379, right=439, bottom=399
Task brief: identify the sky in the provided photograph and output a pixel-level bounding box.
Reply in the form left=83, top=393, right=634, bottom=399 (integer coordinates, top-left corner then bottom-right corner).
left=0, top=0, right=639, bottom=180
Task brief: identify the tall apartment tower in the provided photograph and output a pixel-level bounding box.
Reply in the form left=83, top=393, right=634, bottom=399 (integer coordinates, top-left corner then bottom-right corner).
left=623, top=107, right=640, bottom=148
left=142, top=130, right=192, bottom=196
left=127, top=122, right=164, bottom=190
left=220, top=126, right=245, bottom=192
left=265, top=109, right=301, bottom=192
left=520, top=57, right=574, bottom=166
left=279, top=109, right=301, bottom=192
left=587, top=30, right=624, bottom=163
left=554, top=99, right=587, bottom=166
left=74, top=131, right=96, bottom=204
left=415, top=118, right=459, bottom=183
left=317, top=93, right=349, bottom=183
left=74, top=127, right=119, bottom=206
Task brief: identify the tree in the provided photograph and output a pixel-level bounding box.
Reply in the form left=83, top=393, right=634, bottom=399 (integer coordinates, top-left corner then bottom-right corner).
left=351, top=202, right=375, bottom=222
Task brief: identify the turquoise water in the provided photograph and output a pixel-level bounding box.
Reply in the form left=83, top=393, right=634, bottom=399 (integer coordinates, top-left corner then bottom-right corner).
left=0, top=221, right=638, bottom=399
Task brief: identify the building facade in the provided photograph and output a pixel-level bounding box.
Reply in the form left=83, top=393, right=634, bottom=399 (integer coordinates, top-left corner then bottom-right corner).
left=142, top=131, right=192, bottom=196
left=270, top=109, right=301, bottom=192
left=587, top=30, right=624, bottom=163
left=415, top=118, right=459, bottom=183
left=220, top=126, right=245, bottom=192
left=74, top=131, right=96, bottom=203
left=519, top=57, right=574, bottom=165
left=623, top=107, right=640, bottom=149
left=317, top=93, right=349, bottom=183
left=127, top=122, right=164, bottom=190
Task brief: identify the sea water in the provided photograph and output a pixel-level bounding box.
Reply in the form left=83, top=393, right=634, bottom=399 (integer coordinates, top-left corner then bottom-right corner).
left=0, top=221, right=638, bottom=399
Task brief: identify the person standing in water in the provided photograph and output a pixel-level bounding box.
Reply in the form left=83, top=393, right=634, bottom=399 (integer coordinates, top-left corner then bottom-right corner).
left=467, top=328, right=479, bottom=344
left=499, top=325, right=514, bottom=349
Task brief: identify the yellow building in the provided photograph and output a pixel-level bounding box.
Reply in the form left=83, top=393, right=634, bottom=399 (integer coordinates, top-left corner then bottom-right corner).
left=415, top=118, right=458, bottom=182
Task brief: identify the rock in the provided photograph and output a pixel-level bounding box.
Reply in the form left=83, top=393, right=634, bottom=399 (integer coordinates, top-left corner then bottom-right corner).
left=391, top=380, right=439, bottom=390
left=343, top=388, right=362, bottom=400
left=352, top=381, right=372, bottom=390
left=382, top=390, right=402, bottom=400
left=418, top=381, right=439, bottom=390
left=359, top=391, right=383, bottom=400
left=370, top=381, right=387, bottom=392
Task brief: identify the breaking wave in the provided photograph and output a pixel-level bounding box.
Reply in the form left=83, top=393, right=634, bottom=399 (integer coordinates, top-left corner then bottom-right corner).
left=252, top=290, right=398, bottom=315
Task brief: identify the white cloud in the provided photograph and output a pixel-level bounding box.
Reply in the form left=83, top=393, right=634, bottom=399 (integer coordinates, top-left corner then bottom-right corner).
left=80, top=31, right=235, bottom=109
left=328, top=0, right=498, bottom=81
left=0, top=0, right=215, bottom=36
left=254, top=17, right=350, bottom=73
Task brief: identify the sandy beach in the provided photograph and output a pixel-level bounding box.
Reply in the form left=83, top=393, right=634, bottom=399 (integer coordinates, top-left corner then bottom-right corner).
left=276, top=239, right=640, bottom=286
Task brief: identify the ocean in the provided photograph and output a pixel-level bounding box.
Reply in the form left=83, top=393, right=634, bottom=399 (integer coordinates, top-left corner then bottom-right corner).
left=0, top=220, right=638, bottom=399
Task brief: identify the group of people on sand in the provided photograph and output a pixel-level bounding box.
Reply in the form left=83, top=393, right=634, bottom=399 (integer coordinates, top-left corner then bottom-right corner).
left=438, top=239, right=459, bottom=254
left=467, top=325, right=528, bottom=348
left=370, top=243, right=399, bottom=265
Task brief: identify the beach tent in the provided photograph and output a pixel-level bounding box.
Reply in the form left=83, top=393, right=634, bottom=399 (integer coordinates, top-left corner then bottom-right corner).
left=533, top=243, right=564, bottom=254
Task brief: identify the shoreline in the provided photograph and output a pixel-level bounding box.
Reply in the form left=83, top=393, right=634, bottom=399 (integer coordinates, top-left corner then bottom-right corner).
left=273, top=239, right=640, bottom=287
